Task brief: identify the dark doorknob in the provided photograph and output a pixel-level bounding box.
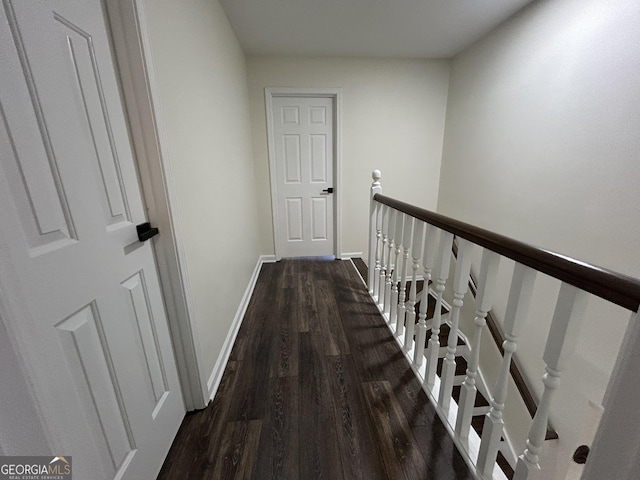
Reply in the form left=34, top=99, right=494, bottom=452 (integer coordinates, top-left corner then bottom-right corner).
left=136, top=222, right=159, bottom=242
left=322, top=187, right=334, bottom=194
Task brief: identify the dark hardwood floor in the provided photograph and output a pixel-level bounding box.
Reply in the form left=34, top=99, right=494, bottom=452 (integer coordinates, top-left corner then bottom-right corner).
left=157, top=258, right=474, bottom=480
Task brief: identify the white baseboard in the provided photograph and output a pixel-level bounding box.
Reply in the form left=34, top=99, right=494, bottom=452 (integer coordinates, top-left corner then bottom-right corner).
left=260, top=254, right=277, bottom=263
left=206, top=255, right=272, bottom=400
left=340, top=251, right=363, bottom=259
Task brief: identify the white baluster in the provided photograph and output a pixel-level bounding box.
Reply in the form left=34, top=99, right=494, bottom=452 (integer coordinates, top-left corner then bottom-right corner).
left=455, top=249, right=501, bottom=439
left=405, top=221, right=424, bottom=354
left=369, top=170, right=382, bottom=296
left=378, top=204, right=389, bottom=308
left=400, top=217, right=416, bottom=350
left=373, top=196, right=384, bottom=301
left=413, top=224, right=438, bottom=367
left=390, top=213, right=405, bottom=330
left=477, top=263, right=537, bottom=478
left=424, top=230, right=454, bottom=388
left=439, top=238, right=474, bottom=412
left=384, top=209, right=397, bottom=318
left=514, top=283, right=588, bottom=480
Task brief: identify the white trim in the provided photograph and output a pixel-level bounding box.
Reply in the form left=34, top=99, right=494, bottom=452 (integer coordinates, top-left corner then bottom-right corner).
left=206, top=256, right=271, bottom=400
left=265, top=87, right=342, bottom=261
left=340, top=251, right=363, bottom=259
left=105, top=0, right=207, bottom=409
left=260, top=254, right=277, bottom=263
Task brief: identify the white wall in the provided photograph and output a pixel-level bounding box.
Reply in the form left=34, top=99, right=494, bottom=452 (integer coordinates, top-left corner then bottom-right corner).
left=246, top=56, right=450, bottom=259
left=141, top=0, right=261, bottom=381
left=439, top=0, right=640, bottom=476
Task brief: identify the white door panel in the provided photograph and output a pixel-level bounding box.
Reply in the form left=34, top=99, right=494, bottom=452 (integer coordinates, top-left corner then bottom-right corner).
left=272, top=96, right=335, bottom=258
left=0, top=1, right=184, bottom=478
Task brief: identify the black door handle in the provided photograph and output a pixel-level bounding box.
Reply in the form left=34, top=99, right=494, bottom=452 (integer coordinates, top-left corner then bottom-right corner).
left=136, top=222, right=159, bottom=242
left=322, top=187, right=334, bottom=194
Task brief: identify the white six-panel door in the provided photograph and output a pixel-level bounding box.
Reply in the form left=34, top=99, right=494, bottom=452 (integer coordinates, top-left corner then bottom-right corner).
left=272, top=96, right=335, bottom=258
left=0, top=1, right=184, bottom=478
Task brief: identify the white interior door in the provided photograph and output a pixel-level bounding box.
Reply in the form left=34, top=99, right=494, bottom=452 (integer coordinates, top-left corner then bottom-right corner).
left=0, top=1, right=184, bottom=478
left=272, top=96, right=335, bottom=258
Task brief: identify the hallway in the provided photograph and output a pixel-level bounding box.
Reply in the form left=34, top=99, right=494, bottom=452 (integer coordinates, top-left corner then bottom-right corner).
left=157, top=258, right=473, bottom=479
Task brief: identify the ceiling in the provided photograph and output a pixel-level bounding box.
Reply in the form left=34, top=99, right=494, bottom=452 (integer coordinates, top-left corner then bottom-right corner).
left=218, top=0, right=535, bottom=59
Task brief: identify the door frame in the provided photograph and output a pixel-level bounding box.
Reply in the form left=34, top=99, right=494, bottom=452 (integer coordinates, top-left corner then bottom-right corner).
left=265, top=87, right=342, bottom=261
left=103, top=0, right=207, bottom=410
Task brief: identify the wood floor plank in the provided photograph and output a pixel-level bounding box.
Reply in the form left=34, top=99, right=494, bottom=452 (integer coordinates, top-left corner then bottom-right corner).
left=269, top=325, right=298, bottom=378
left=361, top=380, right=428, bottom=480
left=212, top=420, right=262, bottom=480
left=270, top=286, right=299, bottom=377
left=313, top=279, right=351, bottom=355
left=299, top=332, right=345, bottom=480
left=297, top=272, right=317, bottom=333
left=157, top=360, right=240, bottom=478
left=280, top=258, right=296, bottom=288
left=412, top=423, right=475, bottom=480
left=253, top=376, right=299, bottom=480
left=225, top=322, right=273, bottom=422
left=326, top=354, right=387, bottom=480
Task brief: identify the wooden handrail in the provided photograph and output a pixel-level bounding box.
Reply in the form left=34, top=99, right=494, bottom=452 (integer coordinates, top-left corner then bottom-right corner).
left=375, top=194, right=640, bottom=312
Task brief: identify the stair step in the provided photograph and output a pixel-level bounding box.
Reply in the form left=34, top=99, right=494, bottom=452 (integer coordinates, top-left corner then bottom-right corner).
left=451, top=384, right=490, bottom=407
left=438, top=322, right=466, bottom=346
left=436, top=356, right=468, bottom=376
left=497, top=450, right=515, bottom=479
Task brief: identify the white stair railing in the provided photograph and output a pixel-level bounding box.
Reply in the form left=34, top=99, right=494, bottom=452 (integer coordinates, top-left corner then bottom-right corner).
left=366, top=170, right=640, bottom=480
left=389, top=212, right=404, bottom=328
left=477, top=263, right=536, bottom=477
left=384, top=207, right=396, bottom=317
left=456, top=249, right=501, bottom=440
left=413, top=223, right=437, bottom=369
left=439, top=238, right=474, bottom=412
left=396, top=214, right=412, bottom=339
left=513, top=283, right=588, bottom=479
left=402, top=217, right=417, bottom=352
left=425, top=229, right=453, bottom=389
left=377, top=204, right=389, bottom=308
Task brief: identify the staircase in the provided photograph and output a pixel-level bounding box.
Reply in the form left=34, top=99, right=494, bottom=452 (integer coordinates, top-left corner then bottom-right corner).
left=365, top=170, right=640, bottom=480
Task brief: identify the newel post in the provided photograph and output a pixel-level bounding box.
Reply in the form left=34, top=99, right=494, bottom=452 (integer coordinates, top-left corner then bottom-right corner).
left=368, top=170, right=382, bottom=296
